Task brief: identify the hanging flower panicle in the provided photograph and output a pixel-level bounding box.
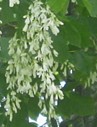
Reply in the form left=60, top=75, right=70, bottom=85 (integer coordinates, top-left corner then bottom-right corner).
left=5, top=0, right=63, bottom=121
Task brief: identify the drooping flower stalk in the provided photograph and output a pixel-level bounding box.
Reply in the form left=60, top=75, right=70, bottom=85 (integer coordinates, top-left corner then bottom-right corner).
left=5, top=0, right=63, bottom=121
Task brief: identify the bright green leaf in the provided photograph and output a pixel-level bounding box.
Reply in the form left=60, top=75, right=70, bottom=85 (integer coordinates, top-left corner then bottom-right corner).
left=47, top=0, right=69, bottom=14
left=82, top=0, right=97, bottom=17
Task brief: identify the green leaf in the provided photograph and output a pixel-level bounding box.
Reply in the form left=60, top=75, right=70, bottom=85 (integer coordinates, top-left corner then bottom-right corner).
left=0, top=0, right=16, bottom=24
left=0, top=37, right=10, bottom=61
left=52, top=21, right=81, bottom=63
left=0, top=63, right=7, bottom=95
left=57, top=92, right=95, bottom=116
left=63, top=22, right=81, bottom=47
left=8, top=102, right=29, bottom=127
left=88, top=17, right=97, bottom=38
left=69, top=51, right=96, bottom=84
left=52, top=25, right=69, bottom=63
left=82, top=0, right=97, bottom=17
left=47, top=0, right=69, bottom=14
left=67, top=17, right=93, bottom=48
left=71, top=51, right=95, bottom=73
left=28, top=97, right=40, bottom=120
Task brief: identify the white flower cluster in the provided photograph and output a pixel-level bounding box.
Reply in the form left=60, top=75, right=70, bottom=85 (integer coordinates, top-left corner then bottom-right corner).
left=5, top=0, right=63, bottom=120
left=9, top=0, right=20, bottom=7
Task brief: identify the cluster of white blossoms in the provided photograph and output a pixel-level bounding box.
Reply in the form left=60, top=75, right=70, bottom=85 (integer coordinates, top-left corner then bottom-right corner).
left=9, top=0, right=20, bottom=7
left=5, top=0, right=63, bottom=121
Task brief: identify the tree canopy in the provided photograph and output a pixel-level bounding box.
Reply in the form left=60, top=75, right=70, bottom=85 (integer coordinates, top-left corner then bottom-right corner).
left=0, top=0, right=97, bottom=127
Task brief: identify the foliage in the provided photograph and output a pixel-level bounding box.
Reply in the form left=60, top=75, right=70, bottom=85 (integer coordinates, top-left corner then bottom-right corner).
left=0, top=0, right=97, bottom=127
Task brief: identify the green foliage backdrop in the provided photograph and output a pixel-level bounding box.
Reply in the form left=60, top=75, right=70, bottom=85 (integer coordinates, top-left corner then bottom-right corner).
left=0, top=0, right=97, bottom=127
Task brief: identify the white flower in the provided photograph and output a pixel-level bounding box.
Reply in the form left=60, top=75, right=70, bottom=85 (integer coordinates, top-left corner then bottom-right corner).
left=48, top=84, right=57, bottom=95
left=9, top=0, right=20, bottom=7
